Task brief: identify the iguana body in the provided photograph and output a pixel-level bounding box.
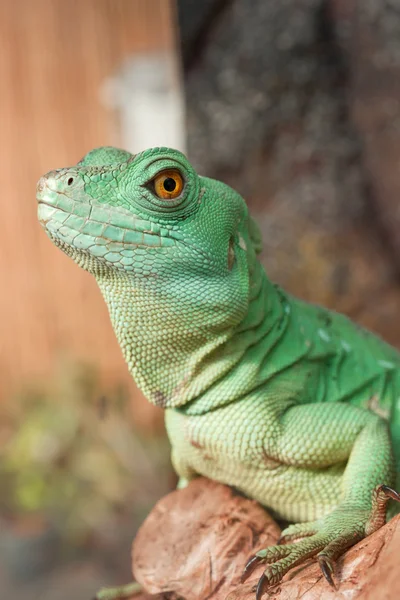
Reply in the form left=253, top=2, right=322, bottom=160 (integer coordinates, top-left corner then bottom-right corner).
left=37, top=147, right=400, bottom=597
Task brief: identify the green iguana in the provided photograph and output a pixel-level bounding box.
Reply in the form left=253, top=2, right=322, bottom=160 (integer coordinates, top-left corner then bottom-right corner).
left=37, top=146, right=400, bottom=599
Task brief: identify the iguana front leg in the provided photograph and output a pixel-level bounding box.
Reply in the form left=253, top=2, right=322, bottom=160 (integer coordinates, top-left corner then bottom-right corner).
left=241, top=403, right=399, bottom=597
left=168, top=396, right=399, bottom=595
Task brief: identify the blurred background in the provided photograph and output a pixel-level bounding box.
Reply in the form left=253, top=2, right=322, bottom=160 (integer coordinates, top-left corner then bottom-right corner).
left=0, top=0, right=399, bottom=598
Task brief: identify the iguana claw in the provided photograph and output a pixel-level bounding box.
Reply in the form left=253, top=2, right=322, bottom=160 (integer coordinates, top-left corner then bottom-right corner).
left=380, top=484, right=400, bottom=502
left=318, top=554, right=336, bottom=588
left=255, top=574, right=268, bottom=600
left=366, top=484, right=400, bottom=534
left=241, top=554, right=263, bottom=583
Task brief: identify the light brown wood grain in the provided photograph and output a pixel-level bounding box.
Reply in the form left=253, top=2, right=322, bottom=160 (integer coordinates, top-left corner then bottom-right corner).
left=0, top=0, right=175, bottom=427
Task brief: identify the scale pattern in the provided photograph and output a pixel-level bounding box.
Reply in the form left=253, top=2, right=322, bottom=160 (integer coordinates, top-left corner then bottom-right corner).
left=37, top=146, right=400, bottom=595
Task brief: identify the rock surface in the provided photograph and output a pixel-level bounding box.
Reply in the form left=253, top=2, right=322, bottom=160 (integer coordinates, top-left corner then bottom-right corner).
left=132, top=478, right=400, bottom=599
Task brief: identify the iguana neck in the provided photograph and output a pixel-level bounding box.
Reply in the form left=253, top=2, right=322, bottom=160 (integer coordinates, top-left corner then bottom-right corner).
left=95, top=263, right=286, bottom=411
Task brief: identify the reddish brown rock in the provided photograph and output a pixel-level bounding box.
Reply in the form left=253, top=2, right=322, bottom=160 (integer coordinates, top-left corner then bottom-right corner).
left=132, top=478, right=280, bottom=599
left=132, top=478, right=400, bottom=599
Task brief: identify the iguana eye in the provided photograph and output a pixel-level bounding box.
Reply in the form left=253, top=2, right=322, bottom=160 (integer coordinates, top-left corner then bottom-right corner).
left=153, top=169, right=184, bottom=200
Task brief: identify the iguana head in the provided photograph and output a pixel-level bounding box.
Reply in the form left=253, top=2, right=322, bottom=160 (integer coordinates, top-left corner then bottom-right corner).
left=37, top=147, right=263, bottom=408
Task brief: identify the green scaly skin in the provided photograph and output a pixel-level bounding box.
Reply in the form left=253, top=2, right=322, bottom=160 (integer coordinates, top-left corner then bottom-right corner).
left=37, top=146, right=400, bottom=598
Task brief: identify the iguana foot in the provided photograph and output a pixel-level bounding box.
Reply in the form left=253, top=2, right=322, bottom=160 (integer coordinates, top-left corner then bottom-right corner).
left=94, top=581, right=142, bottom=600
left=241, top=484, right=400, bottom=600
left=277, top=520, right=319, bottom=544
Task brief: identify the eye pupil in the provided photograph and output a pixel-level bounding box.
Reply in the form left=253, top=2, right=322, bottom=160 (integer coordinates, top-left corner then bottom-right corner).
left=152, top=169, right=183, bottom=200
left=163, top=177, right=176, bottom=192
left=67, top=177, right=74, bottom=186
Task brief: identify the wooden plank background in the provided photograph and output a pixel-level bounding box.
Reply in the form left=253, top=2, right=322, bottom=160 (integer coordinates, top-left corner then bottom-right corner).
left=0, top=0, right=175, bottom=421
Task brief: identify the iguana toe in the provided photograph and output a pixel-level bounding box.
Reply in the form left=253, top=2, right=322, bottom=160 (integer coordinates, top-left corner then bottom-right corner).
left=278, top=520, right=318, bottom=544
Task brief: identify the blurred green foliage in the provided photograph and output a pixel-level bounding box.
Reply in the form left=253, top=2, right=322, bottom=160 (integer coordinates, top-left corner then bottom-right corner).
left=0, top=362, right=173, bottom=548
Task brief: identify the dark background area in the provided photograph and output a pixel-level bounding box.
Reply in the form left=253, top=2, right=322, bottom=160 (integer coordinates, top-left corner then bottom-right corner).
left=179, top=0, right=400, bottom=348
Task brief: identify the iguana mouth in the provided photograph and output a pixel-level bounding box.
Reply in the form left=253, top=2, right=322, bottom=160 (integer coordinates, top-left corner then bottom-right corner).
left=37, top=199, right=176, bottom=260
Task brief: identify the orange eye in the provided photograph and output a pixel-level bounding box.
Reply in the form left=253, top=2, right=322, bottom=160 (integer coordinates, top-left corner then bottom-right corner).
left=153, top=169, right=184, bottom=200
